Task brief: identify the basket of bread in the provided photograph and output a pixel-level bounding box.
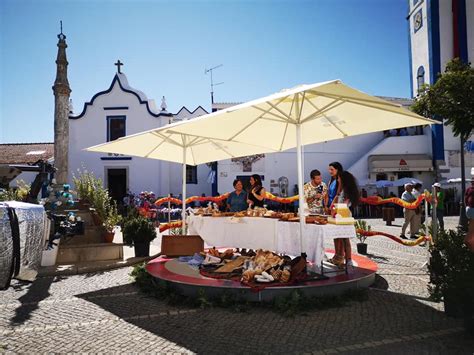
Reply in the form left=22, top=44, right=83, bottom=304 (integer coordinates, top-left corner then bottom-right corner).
left=199, top=248, right=308, bottom=285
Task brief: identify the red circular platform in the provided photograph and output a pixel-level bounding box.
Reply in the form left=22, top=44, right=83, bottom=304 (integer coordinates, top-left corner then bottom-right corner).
left=146, top=250, right=377, bottom=302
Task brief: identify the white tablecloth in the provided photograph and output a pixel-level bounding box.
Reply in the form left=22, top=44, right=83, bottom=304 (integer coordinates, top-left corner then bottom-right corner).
left=187, top=215, right=356, bottom=265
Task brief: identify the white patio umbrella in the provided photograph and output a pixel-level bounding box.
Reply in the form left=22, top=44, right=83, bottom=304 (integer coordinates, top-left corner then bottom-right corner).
left=86, top=122, right=276, bottom=229
left=392, top=177, right=423, bottom=187
left=167, top=79, right=437, bottom=252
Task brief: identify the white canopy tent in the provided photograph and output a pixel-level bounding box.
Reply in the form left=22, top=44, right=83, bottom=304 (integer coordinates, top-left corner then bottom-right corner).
left=167, top=79, right=436, bottom=252
left=86, top=123, right=276, bottom=229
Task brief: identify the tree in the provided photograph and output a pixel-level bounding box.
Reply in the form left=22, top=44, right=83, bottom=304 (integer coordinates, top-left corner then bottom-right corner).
left=412, top=58, right=474, bottom=227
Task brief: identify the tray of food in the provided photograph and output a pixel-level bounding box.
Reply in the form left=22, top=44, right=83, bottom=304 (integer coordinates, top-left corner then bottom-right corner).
left=211, top=212, right=235, bottom=217
left=278, top=213, right=296, bottom=221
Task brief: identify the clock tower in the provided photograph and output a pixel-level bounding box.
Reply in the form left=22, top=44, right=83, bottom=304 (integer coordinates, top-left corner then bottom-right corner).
left=407, top=0, right=474, bottom=175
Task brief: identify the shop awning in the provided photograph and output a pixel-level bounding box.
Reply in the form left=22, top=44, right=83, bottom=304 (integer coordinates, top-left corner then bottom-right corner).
left=369, top=154, right=433, bottom=173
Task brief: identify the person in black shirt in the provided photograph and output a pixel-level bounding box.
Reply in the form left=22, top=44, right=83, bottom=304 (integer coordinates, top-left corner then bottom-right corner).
left=247, top=174, right=266, bottom=208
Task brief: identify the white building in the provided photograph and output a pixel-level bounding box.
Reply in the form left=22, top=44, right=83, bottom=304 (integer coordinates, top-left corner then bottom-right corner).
left=68, top=68, right=212, bottom=202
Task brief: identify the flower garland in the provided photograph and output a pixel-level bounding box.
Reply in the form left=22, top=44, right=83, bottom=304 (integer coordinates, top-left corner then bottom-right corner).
left=159, top=220, right=182, bottom=233
left=154, top=193, right=230, bottom=207
left=360, top=192, right=431, bottom=210
left=152, top=191, right=432, bottom=208
left=356, top=229, right=431, bottom=246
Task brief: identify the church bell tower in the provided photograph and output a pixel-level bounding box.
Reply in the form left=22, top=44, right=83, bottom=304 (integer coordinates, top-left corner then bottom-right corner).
left=52, top=22, right=71, bottom=184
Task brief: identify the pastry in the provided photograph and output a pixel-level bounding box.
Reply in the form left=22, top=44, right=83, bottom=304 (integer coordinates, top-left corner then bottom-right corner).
left=270, top=268, right=282, bottom=281
left=280, top=269, right=291, bottom=283
left=208, top=247, right=220, bottom=257
left=219, top=248, right=234, bottom=259
left=241, top=269, right=256, bottom=282
left=261, top=271, right=274, bottom=282
left=215, top=256, right=247, bottom=273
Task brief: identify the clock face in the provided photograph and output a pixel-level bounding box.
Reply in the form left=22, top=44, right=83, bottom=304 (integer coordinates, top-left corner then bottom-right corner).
left=414, top=10, right=423, bottom=32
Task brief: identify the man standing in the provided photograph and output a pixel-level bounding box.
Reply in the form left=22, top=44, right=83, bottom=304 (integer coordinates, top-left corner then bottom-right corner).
left=400, top=183, right=417, bottom=239
left=432, top=182, right=445, bottom=230
left=412, top=183, right=423, bottom=238
left=304, top=169, right=327, bottom=215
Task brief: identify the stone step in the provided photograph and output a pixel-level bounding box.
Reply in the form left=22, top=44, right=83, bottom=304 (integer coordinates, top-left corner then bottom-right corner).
left=56, top=243, right=124, bottom=264
left=51, top=209, right=100, bottom=228
left=61, top=226, right=106, bottom=245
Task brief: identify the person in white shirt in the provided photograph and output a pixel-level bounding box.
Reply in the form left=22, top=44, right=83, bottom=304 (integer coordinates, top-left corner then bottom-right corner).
left=400, top=183, right=417, bottom=239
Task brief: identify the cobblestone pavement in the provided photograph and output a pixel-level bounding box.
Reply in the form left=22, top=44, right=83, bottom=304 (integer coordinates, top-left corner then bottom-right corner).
left=1, top=217, right=473, bottom=354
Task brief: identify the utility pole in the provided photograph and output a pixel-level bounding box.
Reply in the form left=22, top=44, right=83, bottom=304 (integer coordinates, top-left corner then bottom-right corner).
left=205, top=64, right=224, bottom=105
left=204, top=65, right=223, bottom=196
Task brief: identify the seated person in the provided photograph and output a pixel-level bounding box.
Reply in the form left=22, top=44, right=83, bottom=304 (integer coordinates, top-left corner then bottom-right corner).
left=227, top=179, right=248, bottom=212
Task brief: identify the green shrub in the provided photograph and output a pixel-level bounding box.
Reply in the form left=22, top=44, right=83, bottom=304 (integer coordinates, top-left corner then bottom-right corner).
left=123, top=216, right=157, bottom=245
left=355, top=220, right=371, bottom=244
left=428, top=228, right=474, bottom=303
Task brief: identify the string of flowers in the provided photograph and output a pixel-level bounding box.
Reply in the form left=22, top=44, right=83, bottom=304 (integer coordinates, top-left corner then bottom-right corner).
left=152, top=191, right=431, bottom=209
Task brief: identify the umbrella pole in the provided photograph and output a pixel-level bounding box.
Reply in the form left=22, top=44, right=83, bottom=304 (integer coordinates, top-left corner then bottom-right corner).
left=182, top=147, right=187, bottom=233
left=296, top=124, right=305, bottom=254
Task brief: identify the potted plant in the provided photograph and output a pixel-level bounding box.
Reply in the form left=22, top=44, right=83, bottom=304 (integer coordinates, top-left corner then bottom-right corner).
left=355, top=220, right=370, bottom=255
left=73, top=169, right=98, bottom=209
left=123, top=216, right=157, bottom=257
left=161, top=226, right=204, bottom=257
left=428, top=228, right=474, bottom=333
left=102, top=203, right=122, bottom=243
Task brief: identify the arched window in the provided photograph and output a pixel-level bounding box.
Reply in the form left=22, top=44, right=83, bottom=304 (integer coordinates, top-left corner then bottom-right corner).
left=416, top=66, right=425, bottom=92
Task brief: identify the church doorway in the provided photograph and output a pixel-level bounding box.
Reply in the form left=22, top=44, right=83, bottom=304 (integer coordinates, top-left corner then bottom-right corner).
left=106, top=168, right=127, bottom=205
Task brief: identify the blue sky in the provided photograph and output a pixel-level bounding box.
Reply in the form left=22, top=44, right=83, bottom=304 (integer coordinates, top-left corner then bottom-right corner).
left=0, top=0, right=411, bottom=143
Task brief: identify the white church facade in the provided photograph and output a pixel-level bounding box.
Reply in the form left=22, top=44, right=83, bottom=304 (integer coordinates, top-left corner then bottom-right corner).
left=68, top=69, right=212, bottom=202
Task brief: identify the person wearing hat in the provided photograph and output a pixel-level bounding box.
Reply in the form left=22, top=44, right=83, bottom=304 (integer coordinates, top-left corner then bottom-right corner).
left=432, top=182, right=445, bottom=230
left=400, top=183, right=418, bottom=239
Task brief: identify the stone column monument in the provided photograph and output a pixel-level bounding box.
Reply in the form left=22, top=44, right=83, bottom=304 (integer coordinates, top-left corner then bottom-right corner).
left=52, top=25, right=71, bottom=184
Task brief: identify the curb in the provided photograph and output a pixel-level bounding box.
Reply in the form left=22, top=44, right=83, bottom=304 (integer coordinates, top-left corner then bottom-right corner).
left=38, top=253, right=161, bottom=277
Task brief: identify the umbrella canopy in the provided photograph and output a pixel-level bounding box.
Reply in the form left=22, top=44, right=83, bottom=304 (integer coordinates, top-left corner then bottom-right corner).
left=392, top=177, right=422, bottom=187
left=447, top=178, right=472, bottom=183
left=86, top=123, right=276, bottom=228
left=372, top=180, right=394, bottom=188
left=86, top=123, right=274, bottom=165
left=167, top=80, right=436, bottom=150
left=167, top=79, right=436, bottom=252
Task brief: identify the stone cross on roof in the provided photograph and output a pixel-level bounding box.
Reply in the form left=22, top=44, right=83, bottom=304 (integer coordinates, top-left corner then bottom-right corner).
left=114, top=60, right=124, bottom=74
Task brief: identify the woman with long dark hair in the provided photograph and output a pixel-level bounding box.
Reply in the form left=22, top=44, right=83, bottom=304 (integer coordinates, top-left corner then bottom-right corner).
left=338, top=171, right=360, bottom=208
left=247, top=174, right=266, bottom=208
left=330, top=170, right=360, bottom=269
left=325, top=162, right=343, bottom=210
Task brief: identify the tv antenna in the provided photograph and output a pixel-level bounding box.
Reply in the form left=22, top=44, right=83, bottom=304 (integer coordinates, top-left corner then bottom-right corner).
left=205, top=64, right=224, bottom=104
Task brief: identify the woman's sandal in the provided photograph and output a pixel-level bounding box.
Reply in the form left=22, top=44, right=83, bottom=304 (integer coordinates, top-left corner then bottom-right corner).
left=328, top=255, right=345, bottom=269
